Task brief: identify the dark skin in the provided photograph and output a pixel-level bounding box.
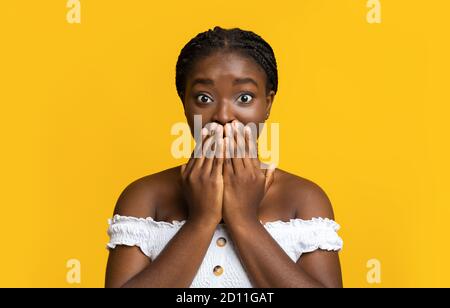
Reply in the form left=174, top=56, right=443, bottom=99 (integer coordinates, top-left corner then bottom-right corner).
left=105, top=51, right=343, bottom=288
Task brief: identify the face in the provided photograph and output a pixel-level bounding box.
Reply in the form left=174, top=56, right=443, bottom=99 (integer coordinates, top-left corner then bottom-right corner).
left=183, top=51, right=275, bottom=138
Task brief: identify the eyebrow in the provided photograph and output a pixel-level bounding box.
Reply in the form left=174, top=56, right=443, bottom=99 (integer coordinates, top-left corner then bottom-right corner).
left=233, top=77, right=259, bottom=88
left=190, top=77, right=259, bottom=89
left=190, top=78, right=214, bottom=88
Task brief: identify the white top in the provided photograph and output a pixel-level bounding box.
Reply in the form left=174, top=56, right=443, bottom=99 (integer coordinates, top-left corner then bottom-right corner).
left=106, top=214, right=343, bottom=288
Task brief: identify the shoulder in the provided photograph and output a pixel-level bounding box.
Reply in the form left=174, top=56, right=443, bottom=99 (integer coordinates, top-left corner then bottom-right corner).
left=274, top=168, right=335, bottom=221
left=112, top=165, right=182, bottom=218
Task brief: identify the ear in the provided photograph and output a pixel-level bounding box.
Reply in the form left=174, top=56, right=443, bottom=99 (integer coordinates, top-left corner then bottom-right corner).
left=265, top=90, right=275, bottom=118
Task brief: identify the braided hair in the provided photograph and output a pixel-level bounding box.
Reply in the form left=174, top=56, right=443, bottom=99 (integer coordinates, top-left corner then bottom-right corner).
left=175, top=26, right=278, bottom=102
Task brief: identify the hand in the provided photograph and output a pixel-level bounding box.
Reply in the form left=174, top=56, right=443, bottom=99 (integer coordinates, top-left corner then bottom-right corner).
left=180, top=123, right=225, bottom=226
left=222, top=120, right=275, bottom=225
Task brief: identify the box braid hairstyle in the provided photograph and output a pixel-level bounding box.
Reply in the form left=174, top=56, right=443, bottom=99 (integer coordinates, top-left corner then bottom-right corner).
left=175, top=26, right=278, bottom=103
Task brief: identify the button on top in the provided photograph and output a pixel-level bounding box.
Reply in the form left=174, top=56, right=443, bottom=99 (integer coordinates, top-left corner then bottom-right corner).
left=213, top=265, right=224, bottom=276
left=216, top=237, right=227, bottom=247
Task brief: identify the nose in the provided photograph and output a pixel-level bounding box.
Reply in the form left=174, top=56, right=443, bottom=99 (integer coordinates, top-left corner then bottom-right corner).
left=210, top=101, right=235, bottom=126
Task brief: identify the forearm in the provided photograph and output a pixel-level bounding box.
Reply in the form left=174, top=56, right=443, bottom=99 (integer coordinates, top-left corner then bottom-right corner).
left=122, top=220, right=216, bottom=288
left=227, top=219, right=324, bottom=288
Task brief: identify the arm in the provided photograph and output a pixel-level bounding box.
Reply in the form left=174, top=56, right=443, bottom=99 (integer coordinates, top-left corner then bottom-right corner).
left=105, top=178, right=218, bottom=288
left=226, top=181, right=343, bottom=288
left=106, top=125, right=225, bottom=288
left=221, top=121, right=342, bottom=287
left=106, top=218, right=217, bottom=288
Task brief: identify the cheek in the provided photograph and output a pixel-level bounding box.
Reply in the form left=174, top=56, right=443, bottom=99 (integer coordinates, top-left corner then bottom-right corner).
left=184, top=105, right=213, bottom=130
left=237, top=106, right=266, bottom=125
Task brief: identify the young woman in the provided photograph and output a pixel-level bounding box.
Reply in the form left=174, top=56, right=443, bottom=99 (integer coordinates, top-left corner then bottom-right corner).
left=105, top=26, right=343, bottom=288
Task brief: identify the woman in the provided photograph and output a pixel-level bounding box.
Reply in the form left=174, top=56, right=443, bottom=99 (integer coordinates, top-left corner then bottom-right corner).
left=105, top=26, right=343, bottom=288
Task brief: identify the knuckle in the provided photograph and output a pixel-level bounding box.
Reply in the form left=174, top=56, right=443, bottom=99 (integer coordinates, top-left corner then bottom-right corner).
left=186, top=172, right=196, bottom=183
left=211, top=177, right=221, bottom=187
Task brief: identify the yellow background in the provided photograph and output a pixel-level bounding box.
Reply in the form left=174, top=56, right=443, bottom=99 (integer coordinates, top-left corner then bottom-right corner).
left=1, top=0, right=449, bottom=287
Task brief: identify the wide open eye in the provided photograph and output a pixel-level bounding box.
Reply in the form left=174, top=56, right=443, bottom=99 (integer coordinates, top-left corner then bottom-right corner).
left=237, top=93, right=254, bottom=104
left=196, top=94, right=213, bottom=104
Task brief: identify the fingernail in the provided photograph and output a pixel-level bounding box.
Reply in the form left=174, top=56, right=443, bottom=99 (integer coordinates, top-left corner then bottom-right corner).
left=225, top=124, right=231, bottom=134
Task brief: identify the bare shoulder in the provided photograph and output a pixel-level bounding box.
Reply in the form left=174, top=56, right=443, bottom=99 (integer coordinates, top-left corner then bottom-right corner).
left=112, top=165, right=182, bottom=218
left=274, top=168, right=335, bottom=221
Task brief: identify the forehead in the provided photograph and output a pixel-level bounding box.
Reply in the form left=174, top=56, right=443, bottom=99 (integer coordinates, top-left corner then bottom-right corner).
left=187, top=51, right=267, bottom=85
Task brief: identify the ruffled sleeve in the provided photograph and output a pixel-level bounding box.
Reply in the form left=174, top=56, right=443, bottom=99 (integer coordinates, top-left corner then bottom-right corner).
left=106, top=214, right=185, bottom=260
left=263, top=217, right=343, bottom=262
